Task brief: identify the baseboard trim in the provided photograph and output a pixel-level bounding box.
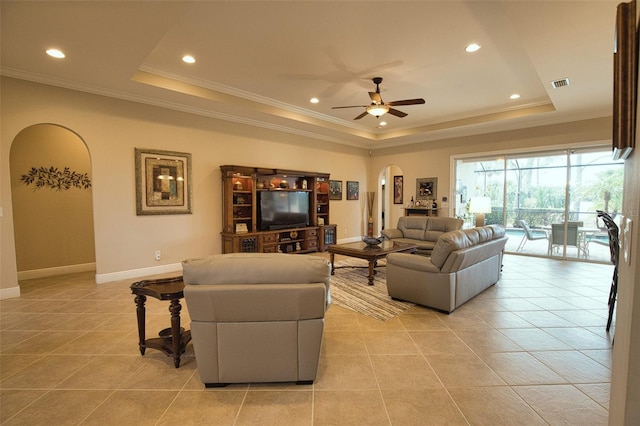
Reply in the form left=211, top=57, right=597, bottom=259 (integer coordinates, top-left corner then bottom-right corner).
left=338, top=236, right=362, bottom=244
left=95, top=263, right=182, bottom=284
left=17, top=263, right=96, bottom=280
left=0, top=286, right=21, bottom=300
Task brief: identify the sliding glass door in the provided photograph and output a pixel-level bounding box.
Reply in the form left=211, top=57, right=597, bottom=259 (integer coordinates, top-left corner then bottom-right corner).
left=454, top=147, right=624, bottom=262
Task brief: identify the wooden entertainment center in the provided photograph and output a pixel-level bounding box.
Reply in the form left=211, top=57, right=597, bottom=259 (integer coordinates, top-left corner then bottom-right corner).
left=220, top=165, right=337, bottom=254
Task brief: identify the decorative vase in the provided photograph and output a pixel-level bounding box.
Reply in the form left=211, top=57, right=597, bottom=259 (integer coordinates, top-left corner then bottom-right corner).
left=366, top=192, right=375, bottom=237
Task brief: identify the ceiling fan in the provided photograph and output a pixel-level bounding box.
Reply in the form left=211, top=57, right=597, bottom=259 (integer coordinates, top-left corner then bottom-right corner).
left=331, top=77, right=425, bottom=120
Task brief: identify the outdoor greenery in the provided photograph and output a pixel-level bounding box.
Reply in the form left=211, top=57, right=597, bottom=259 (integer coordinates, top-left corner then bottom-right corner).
left=457, top=150, right=624, bottom=230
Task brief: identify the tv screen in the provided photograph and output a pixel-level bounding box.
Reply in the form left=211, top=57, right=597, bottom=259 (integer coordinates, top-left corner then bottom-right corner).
left=258, top=191, right=310, bottom=230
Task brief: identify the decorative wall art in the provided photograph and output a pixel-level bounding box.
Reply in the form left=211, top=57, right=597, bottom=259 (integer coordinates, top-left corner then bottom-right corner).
left=135, top=148, right=192, bottom=215
left=20, top=166, right=91, bottom=191
left=329, top=180, right=343, bottom=200
left=346, top=181, right=359, bottom=200
left=393, top=175, right=403, bottom=204
left=416, top=177, right=437, bottom=201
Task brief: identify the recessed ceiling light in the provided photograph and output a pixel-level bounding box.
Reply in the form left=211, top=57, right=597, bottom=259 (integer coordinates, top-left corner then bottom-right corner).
left=46, top=48, right=65, bottom=59
left=310, top=98, right=319, bottom=104
left=379, top=121, right=387, bottom=126
left=465, top=43, right=481, bottom=53
left=182, top=55, right=196, bottom=64
left=510, top=93, right=521, bottom=100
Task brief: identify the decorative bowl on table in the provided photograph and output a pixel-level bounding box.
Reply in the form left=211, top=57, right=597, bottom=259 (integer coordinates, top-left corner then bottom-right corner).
left=362, top=236, right=384, bottom=246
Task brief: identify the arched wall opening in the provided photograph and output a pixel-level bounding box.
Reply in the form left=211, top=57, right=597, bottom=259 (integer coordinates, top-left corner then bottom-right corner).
left=9, top=123, right=96, bottom=280
left=377, top=164, right=403, bottom=236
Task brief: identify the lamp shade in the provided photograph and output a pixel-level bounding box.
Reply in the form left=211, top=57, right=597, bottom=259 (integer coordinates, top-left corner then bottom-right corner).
left=469, top=197, right=491, bottom=227
left=469, top=197, right=492, bottom=214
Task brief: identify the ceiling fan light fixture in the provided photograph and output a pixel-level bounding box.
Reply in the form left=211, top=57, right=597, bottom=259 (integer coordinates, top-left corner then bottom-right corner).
left=367, top=104, right=389, bottom=117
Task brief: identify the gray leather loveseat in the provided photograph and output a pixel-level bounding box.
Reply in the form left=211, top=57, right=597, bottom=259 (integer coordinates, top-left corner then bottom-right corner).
left=386, top=225, right=507, bottom=313
left=182, top=253, right=331, bottom=386
left=381, top=216, right=464, bottom=256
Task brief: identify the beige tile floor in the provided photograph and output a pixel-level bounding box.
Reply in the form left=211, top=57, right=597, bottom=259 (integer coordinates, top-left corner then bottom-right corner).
left=0, top=254, right=614, bottom=425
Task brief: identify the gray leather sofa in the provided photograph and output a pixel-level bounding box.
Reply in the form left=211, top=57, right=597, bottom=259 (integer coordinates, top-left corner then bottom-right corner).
left=182, top=253, right=331, bottom=386
left=381, top=216, right=464, bottom=255
left=386, top=225, right=507, bottom=313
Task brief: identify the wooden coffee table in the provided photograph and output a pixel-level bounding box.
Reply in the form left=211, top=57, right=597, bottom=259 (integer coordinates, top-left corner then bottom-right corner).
left=328, top=241, right=418, bottom=285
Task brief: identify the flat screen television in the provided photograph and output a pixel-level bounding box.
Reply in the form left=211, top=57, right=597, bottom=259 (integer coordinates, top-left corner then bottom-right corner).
left=258, top=191, right=310, bottom=230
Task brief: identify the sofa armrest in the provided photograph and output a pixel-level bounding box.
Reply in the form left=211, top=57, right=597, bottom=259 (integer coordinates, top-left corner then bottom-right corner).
left=386, top=253, right=440, bottom=273
left=381, top=228, right=403, bottom=239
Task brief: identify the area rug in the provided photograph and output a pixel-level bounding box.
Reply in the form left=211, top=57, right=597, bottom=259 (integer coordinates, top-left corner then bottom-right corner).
left=329, top=258, right=414, bottom=321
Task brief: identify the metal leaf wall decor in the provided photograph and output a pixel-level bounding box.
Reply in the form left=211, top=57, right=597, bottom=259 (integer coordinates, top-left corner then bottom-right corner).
left=20, top=166, right=92, bottom=191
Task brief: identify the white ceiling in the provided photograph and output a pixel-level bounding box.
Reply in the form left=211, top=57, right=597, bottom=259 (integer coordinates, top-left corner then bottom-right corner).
left=1, top=1, right=620, bottom=149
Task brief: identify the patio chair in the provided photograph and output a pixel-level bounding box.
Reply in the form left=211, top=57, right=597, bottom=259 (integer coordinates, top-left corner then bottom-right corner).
left=596, top=210, right=620, bottom=332
left=516, top=219, right=548, bottom=251
left=548, top=223, right=585, bottom=257
left=586, top=215, right=616, bottom=253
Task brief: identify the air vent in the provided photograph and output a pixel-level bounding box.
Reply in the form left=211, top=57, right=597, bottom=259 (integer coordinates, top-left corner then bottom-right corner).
left=551, top=78, right=570, bottom=89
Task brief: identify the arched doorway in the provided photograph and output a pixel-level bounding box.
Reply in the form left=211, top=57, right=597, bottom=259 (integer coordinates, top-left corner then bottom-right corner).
left=377, top=164, right=403, bottom=236
left=9, top=124, right=96, bottom=280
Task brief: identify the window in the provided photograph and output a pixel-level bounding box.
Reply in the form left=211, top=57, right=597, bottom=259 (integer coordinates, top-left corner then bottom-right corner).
left=454, top=147, right=624, bottom=262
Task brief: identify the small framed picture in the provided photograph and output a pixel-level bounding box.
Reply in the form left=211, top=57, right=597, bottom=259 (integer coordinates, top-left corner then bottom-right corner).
left=416, top=177, right=437, bottom=201
left=347, top=181, right=359, bottom=200
left=329, top=180, right=343, bottom=200
left=393, top=175, right=403, bottom=204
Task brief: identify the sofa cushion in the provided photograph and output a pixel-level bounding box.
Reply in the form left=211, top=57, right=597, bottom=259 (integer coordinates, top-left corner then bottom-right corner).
left=397, top=216, right=429, bottom=240
left=430, top=225, right=506, bottom=269
left=426, top=217, right=464, bottom=232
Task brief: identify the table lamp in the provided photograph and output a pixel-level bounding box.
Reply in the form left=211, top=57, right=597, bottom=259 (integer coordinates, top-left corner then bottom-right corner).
left=469, top=197, right=491, bottom=227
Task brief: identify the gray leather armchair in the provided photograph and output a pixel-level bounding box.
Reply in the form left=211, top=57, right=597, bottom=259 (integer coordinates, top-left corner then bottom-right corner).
left=182, top=253, right=331, bottom=387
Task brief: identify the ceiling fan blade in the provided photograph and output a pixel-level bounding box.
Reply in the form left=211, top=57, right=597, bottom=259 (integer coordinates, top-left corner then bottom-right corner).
left=369, top=92, right=382, bottom=104
left=386, top=98, right=426, bottom=107
left=354, top=111, right=369, bottom=120
left=332, top=105, right=368, bottom=109
left=387, top=108, right=408, bottom=118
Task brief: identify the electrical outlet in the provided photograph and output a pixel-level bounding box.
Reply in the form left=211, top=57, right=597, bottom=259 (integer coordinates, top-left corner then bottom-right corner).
left=155, top=250, right=161, bottom=261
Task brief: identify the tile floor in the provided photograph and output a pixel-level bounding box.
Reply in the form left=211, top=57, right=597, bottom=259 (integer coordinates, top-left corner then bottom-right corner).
left=0, top=254, right=614, bottom=425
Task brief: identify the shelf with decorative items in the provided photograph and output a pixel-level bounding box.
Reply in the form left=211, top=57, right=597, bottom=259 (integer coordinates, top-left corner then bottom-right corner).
left=221, top=166, right=256, bottom=234
left=315, top=176, right=336, bottom=251
left=220, top=165, right=335, bottom=254
left=315, top=177, right=330, bottom=223
left=319, top=224, right=337, bottom=251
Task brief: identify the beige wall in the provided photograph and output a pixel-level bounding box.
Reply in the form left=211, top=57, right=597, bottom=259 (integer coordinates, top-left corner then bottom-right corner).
left=0, top=77, right=617, bottom=291
left=609, top=123, right=640, bottom=424
left=2, top=74, right=639, bottom=421
left=0, top=77, right=369, bottom=290
left=9, top=124, right=95, bottom=272
left=0, top=77, right=618, bottom=292
left=371, top=117, right=613, bottom=220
